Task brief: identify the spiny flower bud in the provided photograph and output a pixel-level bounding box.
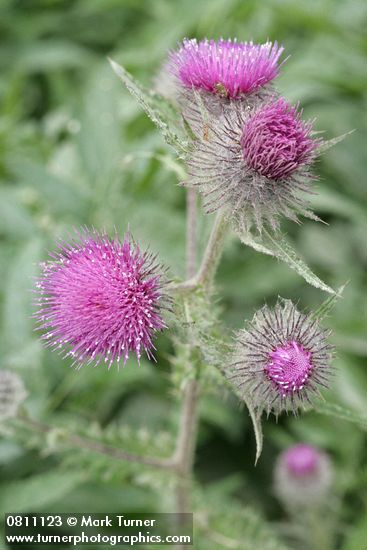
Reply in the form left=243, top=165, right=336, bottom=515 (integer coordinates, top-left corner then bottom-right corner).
left=185, top=98, right=321, bottom=233
left=0, top=370, right=27, bottom=420
left=240, top=98, right=316, bottom=181
left=169, top=38, right=284, bottom=100
left=34, top=229, right=169, bottom=369
left=230, top=299, right=333, bottom=415
left=274, top=443, right=333, bottom=507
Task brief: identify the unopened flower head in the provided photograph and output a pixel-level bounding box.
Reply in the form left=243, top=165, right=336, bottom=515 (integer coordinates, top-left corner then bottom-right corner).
left=169, top=38, right=283, bottom=99
left=230, top=300, right=333, bottom=415
left=0, top=370, right=27, bottom=420
left=185, top=97, right=321, bottom=232
left=34, top=229, right=169, bottom=369
left=274, top=443, right=333, bottom=507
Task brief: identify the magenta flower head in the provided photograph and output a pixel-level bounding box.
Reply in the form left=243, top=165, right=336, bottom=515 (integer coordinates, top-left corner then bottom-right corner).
left=274, top=443, right=333, bottom=507
left=169, top=38, right=283, bottom=100
left=0, top=370, right=27, bottom=420
left=185, top=97, right=320, bottom=232
left=230, top=299, right=333, bottom=415
left=34, top=229, right=169, bottom=369
left=241, top=98, right=316, bottom=180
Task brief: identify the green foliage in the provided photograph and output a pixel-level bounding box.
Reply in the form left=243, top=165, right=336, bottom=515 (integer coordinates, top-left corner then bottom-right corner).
left=194, top=486, right=291, bottom=550
left=314, top=402, right=367, bottom=431
left=0, top=470, right=85, bottom=515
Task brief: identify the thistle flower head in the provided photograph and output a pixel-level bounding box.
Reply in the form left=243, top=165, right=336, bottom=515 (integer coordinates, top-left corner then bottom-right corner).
left=274, top=443, right=333, bottom=507
left=34, top=229, right=169, bottom=369
left=185, top=98, right=321, bottom=232
left=0, top=370, right=27, bottom=420
left=241, top=98, right=317, bottom=180
left=266, top=341, right=313, bottom=397
left=169, top=38, right=283, bottom=99
left=230, top=299, right=333, bottom=415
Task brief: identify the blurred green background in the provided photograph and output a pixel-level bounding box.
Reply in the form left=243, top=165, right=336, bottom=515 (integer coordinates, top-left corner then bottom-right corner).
left=0, top=0, right=366, bottom=548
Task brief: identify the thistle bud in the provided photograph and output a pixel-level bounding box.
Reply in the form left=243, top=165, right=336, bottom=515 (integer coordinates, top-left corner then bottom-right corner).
left=230, top=299, right=334, bottom=415
left=274, top=443, right=333, bottom=508
left=185, top=98, right=321, bottom=233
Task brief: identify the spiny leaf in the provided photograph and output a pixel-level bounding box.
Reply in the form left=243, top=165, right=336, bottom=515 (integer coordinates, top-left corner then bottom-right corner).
left=314, top=402, right=367, bottom=430
left=182, top=114, right=198, bottom=141
left=195, top=488, right=291, bottom=550
left=108, top=58, right=187, bottom=155
left=317, top=130, right=354, bottom=154
left=310, top=283, right=347, bottom=320
left=246, top=399, right=263, bottom=465
left=239, top=229, right=336, bottom=295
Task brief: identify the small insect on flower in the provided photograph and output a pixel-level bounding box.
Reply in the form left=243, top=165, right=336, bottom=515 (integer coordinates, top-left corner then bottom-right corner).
left=0, top=370, right=27, bottom=420
left=169, top=38, right=284, bottom=100
left=34, top=229, right=169, bottom=369
left=230, top=299, right=334, bottom=415
left=185, top=97, right=321, bottom=233
left=274, top=443, right=333, bottom=508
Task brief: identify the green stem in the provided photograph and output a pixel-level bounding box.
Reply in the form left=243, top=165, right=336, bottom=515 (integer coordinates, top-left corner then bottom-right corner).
left=186, top=188, right=197, bottom=279
left=170, top=210, right=229, bottom=293
left=196, top=210, right=229, bottom=287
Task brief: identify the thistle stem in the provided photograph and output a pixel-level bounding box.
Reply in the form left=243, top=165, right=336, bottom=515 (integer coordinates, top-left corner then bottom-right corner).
left=171, top=189, right=201, bottom=549
left=172, top=378, right=200, bottom=512
left=195, top=209, right=228, bottom=287
left=170, top=210, right=229, bottom=293
left=186, top=188, right=197, bottom=279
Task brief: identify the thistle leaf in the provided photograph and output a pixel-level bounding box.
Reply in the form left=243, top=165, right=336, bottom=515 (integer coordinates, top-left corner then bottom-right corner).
left=310, top=283, right=347, bottom=321
left=239, top=229, right=336, bottom=295
left=108, top=58, right=187, bottom=154
left=317, top=130, right=354, bottom=154
left=246, top=400, right=263, bottom=465
left=314, top=402, right=367, bottom=430
left=195, top=488, right=291, bottom=550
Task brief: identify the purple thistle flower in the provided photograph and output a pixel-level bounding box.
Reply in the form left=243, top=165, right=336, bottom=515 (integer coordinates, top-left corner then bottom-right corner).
left=0, top=370, right=27, bottom=420
left=274, top=443, right=333, bottom=507
left=169, top=38, right=284, bottom=99
left=266, top=341, right=313, bottom=397
left=241, top=98, right=316, bottom=180
left=230, top=299, right=334, bottom=415
left=185, top=97, right=321, bottom=232
left=34, top=229, right=169, bottom=369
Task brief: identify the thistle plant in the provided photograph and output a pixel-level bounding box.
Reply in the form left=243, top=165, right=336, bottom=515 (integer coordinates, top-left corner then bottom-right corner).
left=7, top=36, right=352, bottom=548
